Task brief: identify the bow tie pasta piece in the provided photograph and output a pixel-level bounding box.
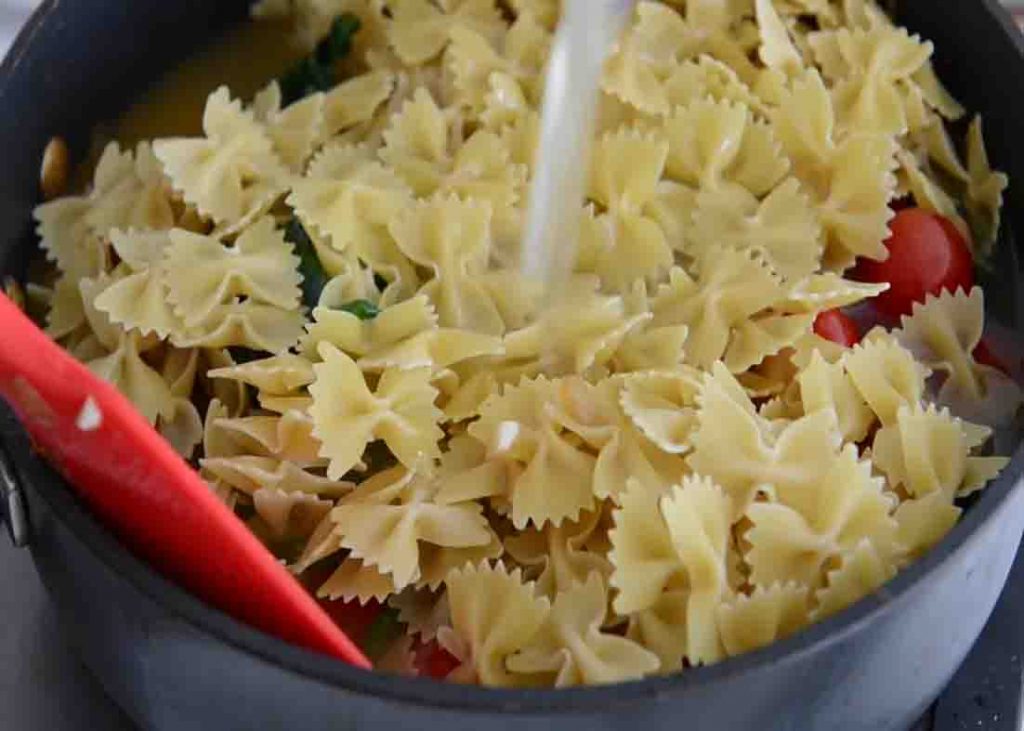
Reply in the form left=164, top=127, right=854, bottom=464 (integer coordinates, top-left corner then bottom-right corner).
left=86, top=331, right=177, bottom=425
left=611, top=317, right=691, bottom=374
left=210, top=410, right=325, bottom=467
left=546, top=374, right=687, bottom=502
left=797, top=351, right=875, bottom=443
left=871, top=404, right=1006, bottom=502
left=608, top=479, right=694, bottom=617
left=202, top=454, right=351, bottom=500
left=93, top=230, right=185, bottom=341
left=603, top=2, right=700, bottom=117
left=625, top=589, right=689, bottom=674
left=77, top=273, right=135, bottom=352
left=379, top=89, right=450, bottom=195
left=316, top=259, right=384, bottom=309
left=358, top=327, right=505, bottom=373
left=290, top=508, right=343, bottom=574
left=498, top=110, right=540, bottom=177
left=417, top=533, right=506, bottom=591
left=580, top=130, right=674, bottom=291
left=330, top=467, right=495, bottom=589
left=443, top=145, right=522, bottom=247
left=310, top=343, right=444, bottom=479
left=207, top=354, right=316, bottom=396
left=319, top=559, right=401, bottom=605
left=154, top=87, right=289, bottom=231
left=812, top=539, right=895, bottom=621
left=288, top=142, right=413, bottom=255
left=252, top=487, right=333, bottom=543
left=745, top=443, right=898, bottom=588
left=817, top=133, right=898, bottom=268
left=155, top=348, right=204, bottom=458
left=664, top=98, right=789, bottom=197
left=772, top=71, right=836, bottom=174
left=162, top=217, right=302, bottom=328
left=504, top=279, right=651, bottom=377
left=892, top=490, right=962, bottom=560
left=652, top=252, right=807, bottom=372
left=304, top=294, right=437, bottom=359
left=323, top=70, right=397, bottom=139
left=386, top=0, right=505, bottom=66
left=507, top=573, right=660, bottom=687
left=382, top=89, right=527, bottom=210
left=660, top=476, right=733, bottom=664
left=466, top=376, right=598, bottom=528
left=810, top=26, right=933, bottom=137
left=37, top=145, right=170, bottom=268
left=897, top=288, right=1023, bottom=428
left=34, top=197, right=105, bottom=282
left=250, top=81, right=326, bottom=172
left=896, top=148, right=962, bottom=229
left=593, top=401, right=689, bottom=504
left=688, top=364, right=844, bottom=519
left=843, top=336, right=929, bottom=427
left=504, top=509, right=612, bottom=599
left=619, top=370, right=702, bottom=455
left=390, top=195, right=507, bottom=335
left=782, top=272, right=888, bottom=314
left=773, top=71, right=897, bottom=266
left=307, top=283, right=504, bottom=373
left=688, top=179, right=823, bottom=281
left=754, top=0, right=803, bottom=74
left=447, top=13, right=550, bottom=121
left=82, top=142, right=176, bottom=235
left=34, top=141, right=172, bottom=281
left=662, top=55, right=766, bottom=115
left=176, top=300, right=307, bottom=354
left=159, top=398, right=205, bottom=459
left=439, top=561, right=551, bottom=687
left=965, top=117, right=1009, bottom=258
left=716, top=583, right=811, bottom=657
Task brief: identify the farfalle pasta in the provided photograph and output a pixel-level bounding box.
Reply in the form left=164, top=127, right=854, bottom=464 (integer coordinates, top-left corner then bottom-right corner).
left=26, top=0, right=1018, bottom=689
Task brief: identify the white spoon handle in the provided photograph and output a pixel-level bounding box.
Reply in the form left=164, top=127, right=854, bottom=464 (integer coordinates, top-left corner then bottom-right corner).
left=520, top=0, right=634, bottom=295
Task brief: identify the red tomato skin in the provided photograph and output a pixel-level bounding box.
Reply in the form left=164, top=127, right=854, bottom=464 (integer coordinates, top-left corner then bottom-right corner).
left=854, top=209, right=974, bottom=318
left=318, top=599, right=384, bottom=647
left=813, top=309, right=861, bottom=347
left=973, top=339, right=1010, bottom=375
left=414, top=640, right=461, bottom=679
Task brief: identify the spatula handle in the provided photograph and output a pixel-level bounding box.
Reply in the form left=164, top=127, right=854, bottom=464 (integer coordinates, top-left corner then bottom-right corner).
left=0, top=293, right=369, bottom=667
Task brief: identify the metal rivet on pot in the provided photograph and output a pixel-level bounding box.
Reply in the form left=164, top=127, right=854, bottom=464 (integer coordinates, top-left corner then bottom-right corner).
left=0, top=450, right=29, bottom=548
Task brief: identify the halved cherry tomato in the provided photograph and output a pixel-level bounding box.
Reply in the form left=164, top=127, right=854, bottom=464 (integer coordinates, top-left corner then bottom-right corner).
left=318, top=598, right=384, bottom=647
left=813, top=309, right=861, bottom=347
left=853, top=208, right=974, bottom=318
left=413, top=640, right=461, bottom=679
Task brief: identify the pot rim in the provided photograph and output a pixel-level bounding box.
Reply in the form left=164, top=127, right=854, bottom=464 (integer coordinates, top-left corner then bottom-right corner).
left=4, top=0, right=1024, bottom=715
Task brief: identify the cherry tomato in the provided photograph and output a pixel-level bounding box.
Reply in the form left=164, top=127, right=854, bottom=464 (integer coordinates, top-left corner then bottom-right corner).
left=318, top=598, right=384, bottom=647
left=973, top=338, right=1010, bottom=375
left=853, top=208, right=974, bottom=318
left=414, top=640, right=461, bottom=679
left=813, top=309, right=861, bottom=347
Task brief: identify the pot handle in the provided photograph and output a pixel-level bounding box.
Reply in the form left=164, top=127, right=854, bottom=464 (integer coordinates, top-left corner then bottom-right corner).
left=0, top=446, right=29, bottom=548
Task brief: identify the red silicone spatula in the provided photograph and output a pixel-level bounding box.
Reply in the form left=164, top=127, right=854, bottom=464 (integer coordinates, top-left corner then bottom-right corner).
left=0, top=293, right=369, bottom=669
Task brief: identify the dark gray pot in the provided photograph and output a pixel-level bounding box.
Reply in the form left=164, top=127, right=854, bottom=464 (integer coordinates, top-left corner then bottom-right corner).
left=2, top=1, right=1024, bottom=729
